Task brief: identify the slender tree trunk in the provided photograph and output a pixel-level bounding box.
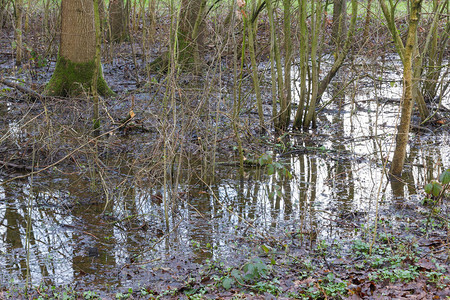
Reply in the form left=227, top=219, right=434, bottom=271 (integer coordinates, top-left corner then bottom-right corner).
left=332, top=0, right=347, bottom=49
left=92, top=0, right=102, bottom=134
left=266, top=0, right=279, bottom=126
left=98, top=0, right=107, bottom=34
left=14, top=0, right=23, bottom=65
left=422, top=0, right=448, bottom=102
left=0, top=0, right=7, bottom=28
left=147, top=0, right=156, bottom=43
left=390, top=0, right=423, bottom=176
left=45, top=0, right=113, bottom=97
left=280, top=0, right=292, bottom=129
left=246, top=10, right=264, bottom=131
left=303, top=0, right=322, bottom=130
left=293, top=0, right=308, bottom=129
left=266, top=0, right=286, bottom=131
left=24, top=0, right=31, bottom=33
left=300, top=0, right=357, bottom=130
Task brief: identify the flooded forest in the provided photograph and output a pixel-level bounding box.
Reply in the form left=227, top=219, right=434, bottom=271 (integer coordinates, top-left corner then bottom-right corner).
left=0, top=0, right=449, bottom=298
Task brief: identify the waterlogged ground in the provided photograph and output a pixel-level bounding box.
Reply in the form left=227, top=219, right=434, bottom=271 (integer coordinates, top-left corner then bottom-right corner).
left=0, top=46, right=449, bottom=298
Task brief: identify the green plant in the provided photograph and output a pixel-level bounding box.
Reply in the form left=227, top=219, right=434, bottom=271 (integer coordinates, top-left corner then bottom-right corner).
left=258, top=153, right=292, bottom=179
left=321, top=273, right=348, bottom=297
left=424, top=169, right=450, bottom=204
left=83, top=290, right=98, bottom=299
left=115, top=288, right=133, bottom=299
left=352, top=239, right=371, bottom=255
left=369, top=265, right=420, bottom=282
left=221, top=258, right=270, bottom=290
left=254, top=279, right=281, bottom=296
left=426, top=271, right=450, bottom=289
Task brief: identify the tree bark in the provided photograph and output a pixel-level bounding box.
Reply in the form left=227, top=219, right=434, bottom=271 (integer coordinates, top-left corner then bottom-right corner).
left=390, top=0, right=422, bottom=176
left=14, top=0, right=23, bottom=65
left=45, top=0, right=113, bottom=97
left=109, top=0, right=127, bottom=43
left=280, top=0, right=292, bottom=130
left=332, top=0, right=347, bottom=49
left=177, top=0, right=207, bottom=70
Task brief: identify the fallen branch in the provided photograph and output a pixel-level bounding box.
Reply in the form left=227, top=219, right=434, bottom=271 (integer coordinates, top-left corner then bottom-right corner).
left=0, top=77, right=42, bottom=100
left=0, top=160, right=39, bottom=172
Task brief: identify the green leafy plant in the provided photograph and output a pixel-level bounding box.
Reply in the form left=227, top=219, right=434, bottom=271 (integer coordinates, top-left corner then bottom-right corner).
left=221, top=258, right=270, bottom=291
left=259, top=153, right=292, bottom=179
left=83, top=290, right=98, bottom=299
left=424, top=169, right=449, bottom=204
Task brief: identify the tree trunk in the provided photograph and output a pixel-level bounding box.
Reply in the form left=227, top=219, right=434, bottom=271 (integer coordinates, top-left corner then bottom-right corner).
left=246, top=13, right=264, bottom=130
left=109, top=0, right=127, bottom=43
left=390, top=0, right=422, bottom=176
left=363, top=0, right=372, bottom=40
left=280, top=0, right=292, bottom=129
left=177, top=0, right=207, bottom=70
left=332, top=0, right=347, bottom=49
left=303, top=0, right=323, bottom=130
left=45, top=0, right=113, bottom=97
left=293, top=0, right=308, bottom=129
left=14, top=0, right=23, bottom=65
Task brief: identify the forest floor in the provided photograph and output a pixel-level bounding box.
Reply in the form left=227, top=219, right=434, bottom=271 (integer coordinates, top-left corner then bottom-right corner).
left=1, top=23, right=450, bottom=299
left=3, top=207, right=450, bottom=299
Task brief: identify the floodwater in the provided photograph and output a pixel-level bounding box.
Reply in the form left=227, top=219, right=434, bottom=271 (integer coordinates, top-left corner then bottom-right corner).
left=0, top=56, right=449, bottom=293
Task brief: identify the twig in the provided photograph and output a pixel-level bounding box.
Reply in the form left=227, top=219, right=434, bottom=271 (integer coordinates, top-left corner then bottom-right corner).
left=0, top=122, right=129, bottom=185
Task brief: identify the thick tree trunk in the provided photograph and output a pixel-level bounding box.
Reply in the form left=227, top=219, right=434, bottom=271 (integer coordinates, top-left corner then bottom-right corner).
left=390, top=0, right=422, bottom=176
left=45, top=0, right=112, bottom=97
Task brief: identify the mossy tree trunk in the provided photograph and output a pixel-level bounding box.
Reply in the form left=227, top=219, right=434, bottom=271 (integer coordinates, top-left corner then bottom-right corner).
left=45, top=0, right=113, bottom=97
left=177, top=0, right=207, bottom=71
left=332, top=0, right=347, bottom=50
left=14, top=0, right=23, bottom=65
left=0, top=0, right=9, bottom=28
left=422, top=0, right=449, bottom=103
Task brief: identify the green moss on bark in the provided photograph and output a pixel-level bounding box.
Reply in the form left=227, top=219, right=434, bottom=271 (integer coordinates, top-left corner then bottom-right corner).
left=45, top=56, right=114, bottom=97
left=177, top=32, right=195, bottom=68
